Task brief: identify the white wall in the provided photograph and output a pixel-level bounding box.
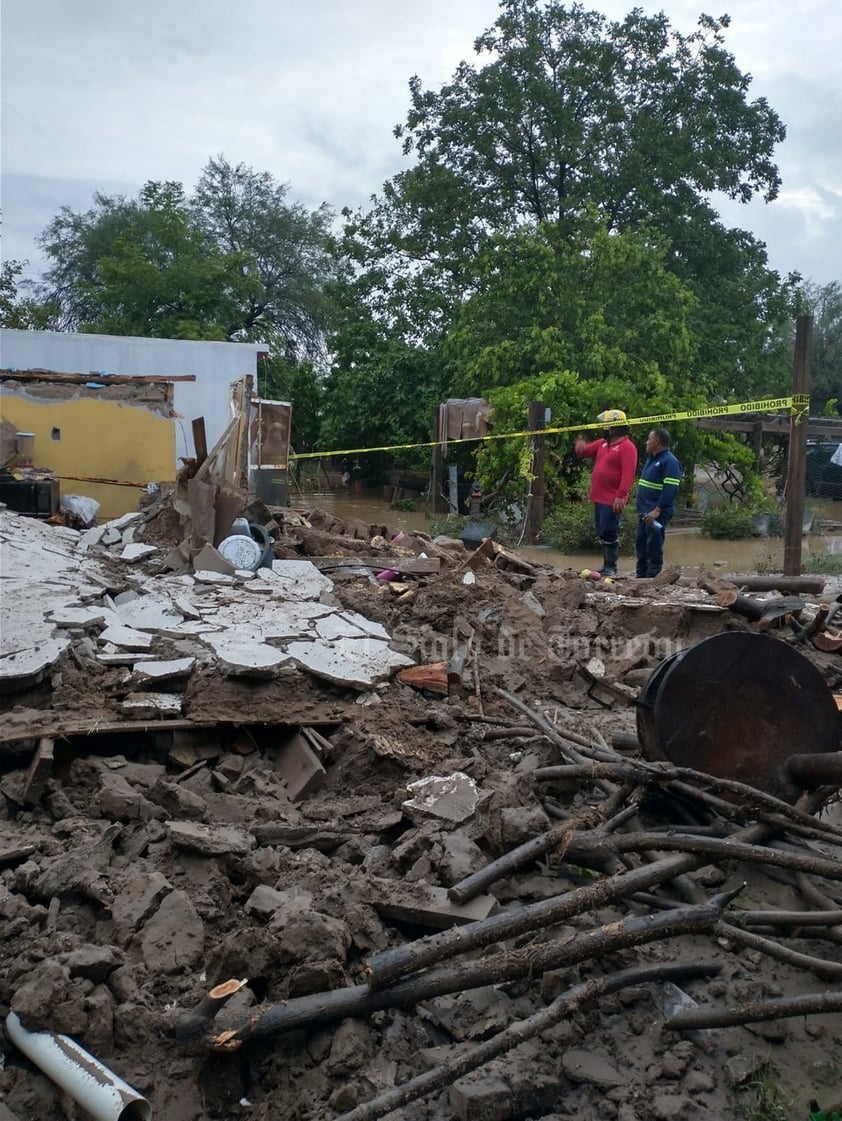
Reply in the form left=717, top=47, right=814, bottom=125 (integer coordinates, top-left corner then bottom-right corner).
left=0, top=329, right=266, bottom=464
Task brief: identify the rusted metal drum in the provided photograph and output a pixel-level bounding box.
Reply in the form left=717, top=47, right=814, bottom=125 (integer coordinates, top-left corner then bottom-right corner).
left=636, top=631, right=841, bottom=802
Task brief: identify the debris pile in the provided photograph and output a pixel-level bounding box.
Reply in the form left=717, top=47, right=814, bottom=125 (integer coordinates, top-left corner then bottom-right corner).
left=1, top=506, right=841, bottom=1121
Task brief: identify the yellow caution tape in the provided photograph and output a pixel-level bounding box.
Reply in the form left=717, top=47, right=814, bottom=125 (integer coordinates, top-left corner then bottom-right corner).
left=289, top=394, right=810, bottom=461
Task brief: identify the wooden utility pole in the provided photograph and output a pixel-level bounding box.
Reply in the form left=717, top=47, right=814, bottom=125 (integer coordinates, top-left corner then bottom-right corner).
left=523, top=401, right=546, bottom=544
left=430, top=407, right=443, bottom=515
left=783, top=315, right=813, bottom=576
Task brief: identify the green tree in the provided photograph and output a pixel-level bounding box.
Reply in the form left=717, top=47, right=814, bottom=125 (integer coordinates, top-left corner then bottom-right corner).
left=0, top=259, right=54, bottom=330
left=192, top=156, right=335, bottom=360
left=321, top=285, right=449, bottom=474
left=446, top=220, right=698, bottom=399
left=339, top=0, right=793, bottom=404
left=39, top=181, right=254, bottom=339
left=797, top=280, right=842, bottom=412
left=36, top=159, right=335, bottom=356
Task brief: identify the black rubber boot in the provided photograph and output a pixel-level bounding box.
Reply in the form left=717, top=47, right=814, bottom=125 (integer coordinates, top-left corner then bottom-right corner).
left=599, top=541, right=619, bottom=577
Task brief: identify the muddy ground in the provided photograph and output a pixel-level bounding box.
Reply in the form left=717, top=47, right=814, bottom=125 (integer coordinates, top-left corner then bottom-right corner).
left=0, top=502, right=840, bottom=1121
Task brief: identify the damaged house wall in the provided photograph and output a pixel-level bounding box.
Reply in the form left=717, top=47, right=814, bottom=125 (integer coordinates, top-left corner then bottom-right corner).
left=0, top=329, right=267, bottom=464
left=0, top=380, right=176, bottom=520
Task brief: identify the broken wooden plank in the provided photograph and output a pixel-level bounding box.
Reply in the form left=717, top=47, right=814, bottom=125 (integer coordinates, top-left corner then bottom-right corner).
left=192, top=417, right=208, bottom=468
left=22, top=737, right=54, bottom=804
left=0, top=368, right=196, bottom=385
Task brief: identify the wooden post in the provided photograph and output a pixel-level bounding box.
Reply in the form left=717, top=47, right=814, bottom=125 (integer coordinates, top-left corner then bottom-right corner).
left=783, top=315, right=812, bottom=576
left=430, top=406, right=443, bottom=515
left=751, top=421, right=763, bottom=470
left=523, top=401, right=546, bottom=544
left=191, top=417, right=208, bottom=468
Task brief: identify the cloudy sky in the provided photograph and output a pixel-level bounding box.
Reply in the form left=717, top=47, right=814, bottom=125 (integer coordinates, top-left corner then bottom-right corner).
left=2, top=0, right=840, bottom=287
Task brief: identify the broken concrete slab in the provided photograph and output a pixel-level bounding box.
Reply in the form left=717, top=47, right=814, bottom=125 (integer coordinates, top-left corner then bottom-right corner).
left=139, top=888, right=204, bottom=973
left=115, top=596, right=184, bottom=632
left=119, top=543, right=158, bottom=563
left=48, top=605, right=114, bottom=630
left=97, top=652, right=157, bottom=665
left=403, top=772, right=480, bottom=824
left=201, top=634, right=291, bottom=676
left=244, top=884, right=292, bottom=920
left=271, top=733, right=327, bottom=801
left=285, top=637, right=413, bottom=689
left=121, top=692, right=183, bottom=717
left=375, top=885, right=498, bottom=929
left=262, top=559, right=335, bottom=601
left=194, top=570, right=236, bottom=586
left=166, top=820, right=255, bottom=856
left=110, top=871, right=173, bottom=946
left=315, top=614, right=374, bottom=641
left=192, top=542, right=236, bottom=575
left=132, top=657, right=196, bottom=682
left=561, top=1049, right=626, bottom=1088
left=98, top=625, right=155, bottom=652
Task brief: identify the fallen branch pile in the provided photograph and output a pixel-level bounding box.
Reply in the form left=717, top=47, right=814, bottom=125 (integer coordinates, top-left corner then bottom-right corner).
left=175, top=686, right=842, bottom=1119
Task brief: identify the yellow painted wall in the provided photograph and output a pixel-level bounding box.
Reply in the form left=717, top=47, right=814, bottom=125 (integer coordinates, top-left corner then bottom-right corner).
left=0, top=394, right=175, bottom=520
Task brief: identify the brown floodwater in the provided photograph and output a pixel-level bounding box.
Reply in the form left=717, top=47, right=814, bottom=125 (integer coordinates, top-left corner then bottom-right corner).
left=291, top=488, right=842, bottom=575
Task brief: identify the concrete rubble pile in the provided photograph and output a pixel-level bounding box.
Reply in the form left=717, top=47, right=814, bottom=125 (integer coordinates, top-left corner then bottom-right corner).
left=1, top=506, right=841, bottom=1121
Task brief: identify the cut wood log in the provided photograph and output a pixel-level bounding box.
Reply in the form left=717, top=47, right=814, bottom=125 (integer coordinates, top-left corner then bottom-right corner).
left=723, top=574, right=825, bottom=594
left=813, top=630, right=842, bottom=653
left=176, top=978, right=248, bottom=1044
left=397, top=662, right=449, bottom=695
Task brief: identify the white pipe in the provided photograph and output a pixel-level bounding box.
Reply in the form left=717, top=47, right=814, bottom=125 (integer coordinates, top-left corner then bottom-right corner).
left=5, top=1012, right=151, bottom=1121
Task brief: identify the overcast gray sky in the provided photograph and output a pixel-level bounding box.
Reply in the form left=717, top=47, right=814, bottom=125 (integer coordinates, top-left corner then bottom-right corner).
left=2, top=0, right=840, bottom=286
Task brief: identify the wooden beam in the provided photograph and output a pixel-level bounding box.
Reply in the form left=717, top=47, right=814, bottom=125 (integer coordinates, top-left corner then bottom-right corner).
left=430, top=406, right=443, bottom=515
left=192, top=417, right=208, bottom=467
left=523, top=400, right=546, bottom=544
left=0, top=368, right=196, bottom=385
left=784, top=316, right=812, bottom=576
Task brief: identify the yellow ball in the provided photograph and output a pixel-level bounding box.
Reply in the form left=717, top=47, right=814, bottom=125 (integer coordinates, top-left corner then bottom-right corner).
left=603, top=577, right=614, bottom=585
left=580, top=569, right=591, bottom=577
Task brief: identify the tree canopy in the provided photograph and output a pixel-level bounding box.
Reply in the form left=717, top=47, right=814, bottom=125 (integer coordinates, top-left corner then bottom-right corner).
left=328, top=0, right=800, bottom=477
left=36, top=159, right=334, bottom=356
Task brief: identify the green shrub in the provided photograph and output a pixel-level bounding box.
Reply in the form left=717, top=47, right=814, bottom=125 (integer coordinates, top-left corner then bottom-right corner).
left=700, top=498, right=783, bottom=540
left=428, top=513, right=468, bottom=538
left=539, top=499, right=637, bottom=554
left=802, top=550, right=842, bottom=575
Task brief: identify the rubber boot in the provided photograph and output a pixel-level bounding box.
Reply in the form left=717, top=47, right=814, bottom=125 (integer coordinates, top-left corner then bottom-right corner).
left=599, top=541, right=619, bottom=577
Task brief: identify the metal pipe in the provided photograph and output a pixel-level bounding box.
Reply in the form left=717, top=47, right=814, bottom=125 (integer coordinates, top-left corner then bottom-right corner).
left=4, top=1012, right=151, bottom=1121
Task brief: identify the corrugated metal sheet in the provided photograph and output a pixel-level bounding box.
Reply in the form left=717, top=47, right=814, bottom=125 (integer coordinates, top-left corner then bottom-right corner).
left=0, top=329, right=266, bottom=463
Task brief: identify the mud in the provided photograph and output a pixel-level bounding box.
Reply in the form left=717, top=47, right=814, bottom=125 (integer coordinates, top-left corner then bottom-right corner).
left=0, top=503, right=840, bottom=1121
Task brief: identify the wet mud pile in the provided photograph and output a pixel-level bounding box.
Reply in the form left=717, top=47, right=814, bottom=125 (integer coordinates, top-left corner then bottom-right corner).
left=1, top=506, right=841, bottom=1121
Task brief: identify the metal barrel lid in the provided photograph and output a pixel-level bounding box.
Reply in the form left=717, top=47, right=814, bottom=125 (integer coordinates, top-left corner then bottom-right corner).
left=635, top=631, right=841, bottom=802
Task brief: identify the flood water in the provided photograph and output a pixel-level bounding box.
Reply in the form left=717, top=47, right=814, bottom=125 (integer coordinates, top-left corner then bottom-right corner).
left=292, top=488, right=842, bottom=574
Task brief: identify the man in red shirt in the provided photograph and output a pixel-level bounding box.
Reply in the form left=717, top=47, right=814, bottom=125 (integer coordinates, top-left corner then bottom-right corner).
left=574, top=410, right=639, bottom=577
